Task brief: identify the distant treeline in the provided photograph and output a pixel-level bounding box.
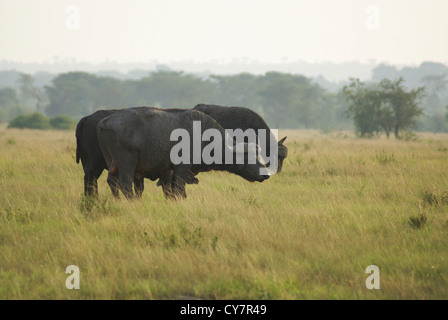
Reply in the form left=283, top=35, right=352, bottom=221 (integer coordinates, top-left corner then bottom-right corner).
left=0, top=71, right=351, bottom=130
left=1, top=62, right=448, bottom=132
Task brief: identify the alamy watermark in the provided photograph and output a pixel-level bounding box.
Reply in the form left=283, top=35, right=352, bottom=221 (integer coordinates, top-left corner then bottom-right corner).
left=365, top=265, right=380, bottom=289
left=66, top=265, right=80, bottom=289
left=365, top=5, right=380, bottom=30
left=66, top=5, right=80, bottom=30
left=169, top=121, right=279, bottom=175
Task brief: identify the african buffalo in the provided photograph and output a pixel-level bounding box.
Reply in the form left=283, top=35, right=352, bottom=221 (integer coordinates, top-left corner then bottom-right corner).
left=193, top=104, right=288, bottom=172
left=76, top=104, right=285, bottom=198
left=96, top=107, right=269, bottom=199
left=76, top=109, right=120, bottom=197
left=154, top=104, right=288, bottom=187
left=76, top=108, right=198, bottom=198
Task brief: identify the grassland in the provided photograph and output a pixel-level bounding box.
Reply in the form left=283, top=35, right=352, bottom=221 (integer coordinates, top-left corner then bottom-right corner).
left=0, top=123, right=447, bottom=299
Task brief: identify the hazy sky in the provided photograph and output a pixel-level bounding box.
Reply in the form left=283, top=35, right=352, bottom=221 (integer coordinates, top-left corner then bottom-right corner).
left=1, top=0, right=447, bottom=66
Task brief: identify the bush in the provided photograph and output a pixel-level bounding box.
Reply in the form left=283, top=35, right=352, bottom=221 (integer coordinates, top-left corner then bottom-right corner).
left=8, top=112, right=50, bottom=129
left=49, top=115, right=75, bottom=130
left=421, top=189, right=448, bottom=207
left=8, top=113, right=75, bottom=130
left=409, top=214, right=427, bottom=229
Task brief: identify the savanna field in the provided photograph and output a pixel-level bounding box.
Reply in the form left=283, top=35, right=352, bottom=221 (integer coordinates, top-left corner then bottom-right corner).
left=0, top=123, right=447, bottom=299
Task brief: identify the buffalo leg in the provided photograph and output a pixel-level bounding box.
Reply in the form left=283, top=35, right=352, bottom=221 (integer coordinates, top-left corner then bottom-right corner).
left=116, top=158, right=137, bottom=199
left=84, top=174, right=98, bottom=198
left=105, top=146, right=137, bottom=199
left=119, top=170, right=135, bottom=199
left=186, top=172, right=199, bottom=184
left=171, top=166, right=190, bottom=199
left=160, top=170, right=174, bottom=199
left=84, top=166, right=104, bottom=198
left=107, top=172, right=120, bottom=198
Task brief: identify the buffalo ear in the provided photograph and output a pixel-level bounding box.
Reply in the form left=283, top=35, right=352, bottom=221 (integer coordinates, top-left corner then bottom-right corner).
left=278, top=136, right=287, bottom=145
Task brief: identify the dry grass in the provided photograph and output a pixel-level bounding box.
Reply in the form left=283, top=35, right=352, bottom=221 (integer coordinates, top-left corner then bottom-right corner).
left=0, top=124, right=447, bottom=299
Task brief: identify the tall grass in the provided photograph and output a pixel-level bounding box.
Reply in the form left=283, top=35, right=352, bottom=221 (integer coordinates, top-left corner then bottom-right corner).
left=0, top=125, right=447, bottom=299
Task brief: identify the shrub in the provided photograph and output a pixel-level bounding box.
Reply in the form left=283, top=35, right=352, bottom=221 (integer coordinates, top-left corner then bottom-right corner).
left=8, top=113, right=75, bottom=130
left=8, top=112, right=50, bottom=129
left=421, top=189, right=448, bottom=207
left=409, top=214, right=427, bottom=229
left=375, top=151, right=396, bottom=164
left=49, top=115, right=76, bottom=130
left=80, top=197, right=117, bottom=217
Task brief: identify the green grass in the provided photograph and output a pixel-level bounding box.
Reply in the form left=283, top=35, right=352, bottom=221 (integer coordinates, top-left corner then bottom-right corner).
left=1, top=125, right=448, bottom=299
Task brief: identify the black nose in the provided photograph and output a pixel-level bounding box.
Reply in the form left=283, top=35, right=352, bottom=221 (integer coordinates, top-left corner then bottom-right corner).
left=260, top=174, right=270, bottom=181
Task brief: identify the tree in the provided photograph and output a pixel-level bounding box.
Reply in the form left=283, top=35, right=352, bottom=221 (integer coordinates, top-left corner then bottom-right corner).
left=372, top=64, right=399, bottom=83
left=418, top=113, right=448, bottom=133
left=0, top=87, right=21, bottom=121
left=341, top=78, right=383, bottom=137
left=259, top=72, right=323, bottom=129
left=211, top=73, right=263, bottom=113
left=17, top=73, right=48, bottom=112
left=379, top=78, right=425, bottom=138
left=421, top=74, right=448, bottom=115
left=131, top=71, right=216, bottom=108
left=45, top=72, right=98, bottom=116
left=342, top=78, right=425, bottom=138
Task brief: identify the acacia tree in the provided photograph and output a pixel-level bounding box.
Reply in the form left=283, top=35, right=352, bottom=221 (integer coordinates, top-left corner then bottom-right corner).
left=17, top=73, right=48, bottom=112
left=379, top=78, right=425, bottom=138
left=342, top=78, right=425, bottom=138
left=341, top=78, right=383, bottom=137
left=377, top=102, right=395, bottom=138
